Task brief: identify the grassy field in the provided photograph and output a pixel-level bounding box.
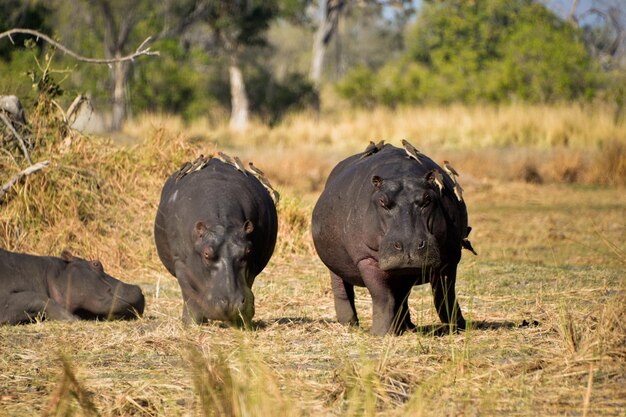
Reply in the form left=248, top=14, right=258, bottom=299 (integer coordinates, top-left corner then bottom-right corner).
left=0, top=105, right=624, bottom=416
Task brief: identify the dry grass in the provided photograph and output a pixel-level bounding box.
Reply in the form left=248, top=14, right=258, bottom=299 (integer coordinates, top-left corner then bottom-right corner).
left=0, top=105, right=625, bottom=416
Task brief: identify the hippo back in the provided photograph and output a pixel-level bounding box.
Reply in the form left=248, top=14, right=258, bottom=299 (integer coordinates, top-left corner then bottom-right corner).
left=155, top=158, right=278, bottom=277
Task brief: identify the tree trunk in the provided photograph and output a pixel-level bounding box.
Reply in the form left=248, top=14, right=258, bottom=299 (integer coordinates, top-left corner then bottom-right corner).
left=568, top=0, right=579, bottom=24
left=111, top=57, right=128, bottom=131
left=310, top=0, right=329, bottom=89
left=228, top=57, right=249, bottom=132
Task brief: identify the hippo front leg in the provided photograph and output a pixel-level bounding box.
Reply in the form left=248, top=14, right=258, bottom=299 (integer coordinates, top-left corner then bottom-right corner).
left=174, top=262, right=203, bottom=325
left=1, top=292, right=77, bottom=324
left=431, top=265, right=466, bottom=330
left=330, top=272, right=358, bottom=326
left=358, top=259, right=415, bottom=336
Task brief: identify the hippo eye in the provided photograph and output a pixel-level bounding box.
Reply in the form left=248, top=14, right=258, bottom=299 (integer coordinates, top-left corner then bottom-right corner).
left=203, top=247, right=215, bottom=261
left=421, top=193, right=432, bottom=208
left=91, top=260, right=102, bottom=270
left=379, top=197, right=390, bottom=209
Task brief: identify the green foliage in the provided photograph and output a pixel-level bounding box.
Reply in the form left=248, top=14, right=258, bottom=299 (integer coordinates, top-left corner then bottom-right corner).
left=246, top=68, right=317, bottom=125
left=335, top=65, right=378, bottom=107
left=0, top=0, right=51, bottom=60
left=338, top=0, right=603, bottom=105
left=128, top=39, right=219, bottom=120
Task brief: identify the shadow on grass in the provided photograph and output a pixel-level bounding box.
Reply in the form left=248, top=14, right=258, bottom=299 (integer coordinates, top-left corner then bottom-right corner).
left=251, top=317, right=541, bottom=335
left=413, top=319, right=540, bottom=337
left=253, top=316, right=335, bottom=330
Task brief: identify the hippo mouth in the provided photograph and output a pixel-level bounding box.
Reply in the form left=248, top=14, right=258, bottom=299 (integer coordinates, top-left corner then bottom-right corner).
left=378, top=251, right=441, bottom=272
left=183, top=291, right=255, bottom=327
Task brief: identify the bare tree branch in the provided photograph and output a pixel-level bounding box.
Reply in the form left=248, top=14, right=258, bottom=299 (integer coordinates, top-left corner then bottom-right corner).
left=66, top=95, right=91, bottom=125
left=0, top=160, right=50, bottom=202
left=0, top=112, right=32, bottom=165
left=568, top=0, right=579, bottom=25
left=0, top=28, right=159, bottom=64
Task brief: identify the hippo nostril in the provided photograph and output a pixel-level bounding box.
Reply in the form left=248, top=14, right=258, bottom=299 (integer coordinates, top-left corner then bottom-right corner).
left=418, top=241, right=426, bottom=250
left=394, top=242, right=403, bottom=251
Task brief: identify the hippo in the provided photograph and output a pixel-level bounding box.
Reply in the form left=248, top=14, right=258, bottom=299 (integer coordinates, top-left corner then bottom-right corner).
left=154, top=154, right=278, bottom=326
left=312, top=141, right=474, bottom=335
left=0, top=248, right=145, bottom=325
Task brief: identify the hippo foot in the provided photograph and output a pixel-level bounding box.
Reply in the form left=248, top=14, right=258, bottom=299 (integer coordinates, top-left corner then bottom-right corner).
left=435, top=318, right=466, bottom=335
left=231, top=315, right=254, bottom=330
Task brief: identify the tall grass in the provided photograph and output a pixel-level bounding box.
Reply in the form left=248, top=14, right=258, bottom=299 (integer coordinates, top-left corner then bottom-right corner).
left=124, top=103, right=626, bottom=189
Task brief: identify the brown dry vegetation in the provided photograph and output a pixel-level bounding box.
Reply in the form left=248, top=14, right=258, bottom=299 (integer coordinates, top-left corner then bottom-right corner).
left=0, top=104, right=625, bottom=416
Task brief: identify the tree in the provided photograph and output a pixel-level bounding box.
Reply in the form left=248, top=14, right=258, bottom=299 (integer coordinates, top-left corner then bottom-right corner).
left=338, top=0, right=601, bottom=105
left=0, top=0, right=51, bottom=60
left=50, top=0, right=161, bottom=130
left=82, top=0, right=160, bottom=130
left=309, top=0, right=345, bottom=89
left=169, top=1, right=285, bottom=132
left=308, top=0, right=412, bottom=90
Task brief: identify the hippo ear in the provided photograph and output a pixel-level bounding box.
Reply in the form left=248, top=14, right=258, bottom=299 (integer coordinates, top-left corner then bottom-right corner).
left=371, top=176, right=383, bottom=189
left=61, top=250, right=76, bottom=262
left=194, top=222, right=207, bottom=240
left=243, top=220, right=254, bottom=235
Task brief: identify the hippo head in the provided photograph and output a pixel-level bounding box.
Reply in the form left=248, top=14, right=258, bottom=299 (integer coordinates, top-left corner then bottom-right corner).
left=180, top=220, right=255, bottom=326
left=369, top=172, right=450, bottom=271
left=53, top=251, right=145, bottom=320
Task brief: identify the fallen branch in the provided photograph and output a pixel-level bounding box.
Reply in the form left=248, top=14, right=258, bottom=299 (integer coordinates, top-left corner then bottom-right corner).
left=0, top=28, right=159, bottom=64
left=66, top=95, right=91, bottom=125
left=0, top=160, right=50, bottom=202
left=0, top=111, right=32, bottom=165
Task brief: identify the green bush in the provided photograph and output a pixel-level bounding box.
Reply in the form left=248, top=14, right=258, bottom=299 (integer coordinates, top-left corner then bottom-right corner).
left=244, top=66, right=317, bottom=125
left=338, top=0, right=603, bottom=106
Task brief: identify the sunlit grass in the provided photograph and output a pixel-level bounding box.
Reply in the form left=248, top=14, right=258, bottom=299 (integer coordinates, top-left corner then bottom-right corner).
left=0, top=104, right=624, bottom=416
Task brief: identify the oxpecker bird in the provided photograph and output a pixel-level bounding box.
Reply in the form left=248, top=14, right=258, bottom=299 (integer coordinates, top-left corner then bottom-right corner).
left=401, top=139, right=424, bottom=165
left=429, top=169, right=445, bottom=195
left=233, top=156, right=247, bottom=175
left=247, top=161, right=266, bottom=177
left=453, top=182, right=464, bottom=202
left=189, top=154, right=205, bottom=172
left=175, top=161, right=191, bottom=181
left=461, top=238, right=477, bottom=255
left=360, top=140, right=385, bottom=159
left=216, top=151, right=236, bottom=167
left=442, top=160, right=460, bottom=179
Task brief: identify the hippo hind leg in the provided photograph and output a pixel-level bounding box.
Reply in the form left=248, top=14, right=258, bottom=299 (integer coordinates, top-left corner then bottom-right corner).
left=330, top=272, right=358, bottom=327
left=1, top=292, right=77, bottom=324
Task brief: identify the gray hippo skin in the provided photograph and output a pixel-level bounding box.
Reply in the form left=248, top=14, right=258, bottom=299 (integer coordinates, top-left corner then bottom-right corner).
left=312, top=144, right=471, bottom=335
left=154, top=158, right=278, bottom=326
left=0, top=249, right=145, bottom=325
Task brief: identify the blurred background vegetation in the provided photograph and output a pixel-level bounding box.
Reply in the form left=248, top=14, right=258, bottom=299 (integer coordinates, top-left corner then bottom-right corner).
left=1, top=0, right=624, bottom=131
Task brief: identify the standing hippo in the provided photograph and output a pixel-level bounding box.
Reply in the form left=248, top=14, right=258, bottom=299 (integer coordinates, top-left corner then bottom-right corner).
left=312, top=141, right=474, bottom=335
left=0, top=248, right=145, bottom=325
left=154, top=154, right=278, bottom=326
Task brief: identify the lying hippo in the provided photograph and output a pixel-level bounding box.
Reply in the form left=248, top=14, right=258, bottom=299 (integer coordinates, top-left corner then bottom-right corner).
left=154, top=153, right=278, bottom=326
left=312, top=141, right=474, bottom=335
left=0, top=248, right=145, bottom=325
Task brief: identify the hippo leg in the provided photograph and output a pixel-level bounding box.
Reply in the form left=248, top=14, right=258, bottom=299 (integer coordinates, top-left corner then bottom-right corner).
left=2, top=292, right=77, bottom=324
left=358, top=259, right=414, bottom=336
left=400, top=297, right=416, bottom=331
left=330, top=272, right=358, bottom=326
left=430, top=265, right=466, bottom=330
left=175, top=262, right=204, bottom=325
